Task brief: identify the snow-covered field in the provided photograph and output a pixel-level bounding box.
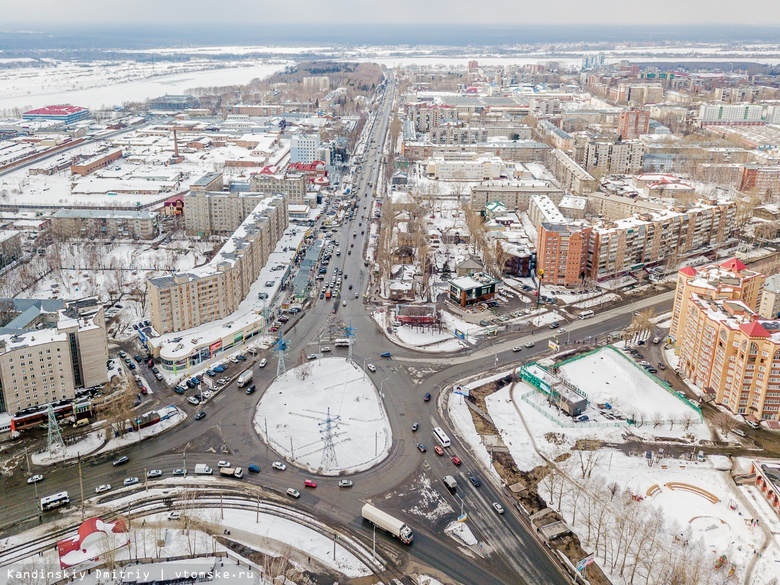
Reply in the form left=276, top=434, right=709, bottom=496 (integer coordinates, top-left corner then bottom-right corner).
left=0, top=60, right=287, bottom=111
left=253, top=358, right=392, bottom=475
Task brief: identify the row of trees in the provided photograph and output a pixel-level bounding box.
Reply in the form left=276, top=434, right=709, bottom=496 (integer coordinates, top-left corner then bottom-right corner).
left=540, top=456, right=738, bottom=585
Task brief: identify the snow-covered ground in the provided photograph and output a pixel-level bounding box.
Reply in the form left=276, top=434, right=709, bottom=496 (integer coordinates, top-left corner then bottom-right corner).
left=558, top=348, right=706, bottom=436
left=0, top=60, right=287, bottom=111
left=97, top=406, right=185, bottom=454
left=31, top=429, right=106, bottom=466
left=253, top=358, right=392, bottom=475
left=570, top=293, right=622, bottom=309
left=447, top=393, right=502, bottom=482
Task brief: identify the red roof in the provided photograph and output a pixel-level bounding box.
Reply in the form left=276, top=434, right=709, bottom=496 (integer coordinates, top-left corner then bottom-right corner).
left=721, top=258, right=747, bottom=272
left=23, top=104, right=87, bottom=116
left=740, top=321, right=770, bottom=338
left=679, top=266, right=697, bottom=277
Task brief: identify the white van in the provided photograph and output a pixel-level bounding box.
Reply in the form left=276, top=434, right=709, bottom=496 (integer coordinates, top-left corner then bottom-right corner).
left=578, top=310, right=595, bottom=320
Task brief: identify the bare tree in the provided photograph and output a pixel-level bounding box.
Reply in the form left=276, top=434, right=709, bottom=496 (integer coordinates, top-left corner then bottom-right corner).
left=576, top=450, right=601, bottom=479
left=652, top=411, right=663, bottom=428
left=712, top=411, right=737, bottom=437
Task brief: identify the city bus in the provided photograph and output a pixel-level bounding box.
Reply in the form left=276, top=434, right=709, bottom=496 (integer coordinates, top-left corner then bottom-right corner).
left=578, top=310, right=595, bottom=320
left=432, top=427, right=451, bottom=448
left=40, top=491, right=70, bottom=511
left=334, top=339, right=350, bottom=347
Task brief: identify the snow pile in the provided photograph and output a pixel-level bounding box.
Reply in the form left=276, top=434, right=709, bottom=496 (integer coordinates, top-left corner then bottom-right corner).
left=253, top=358, right=392, bottom=475
left=444, top=521, right=477, bottom=546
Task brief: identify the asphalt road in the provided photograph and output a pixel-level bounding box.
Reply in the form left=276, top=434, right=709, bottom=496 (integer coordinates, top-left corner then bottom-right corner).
left=0, top=73, right=678, bottom=584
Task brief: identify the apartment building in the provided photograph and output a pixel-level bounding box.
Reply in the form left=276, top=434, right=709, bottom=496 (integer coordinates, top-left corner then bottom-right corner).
left=586, top=192, right=665, bottom=220
left=545, top=149, right=597, bottom=195
left=0, top=298, right=109, bottom=415
left=739, top=165, right=780, bottom=196
left=537, top=223, right=592, bottom=286
left=425, top=156, right=506, bottom=181
left=184, top=190, right=272, bottom=236
left=406, top=103, right=458, bottom=132
left=290, top=134, right=321, bottom=164
left=670, top=260, right=780, bottom=420
left=536, top=120, right=574, bottom=151
left=617, top=109, right=650, bottom=140
left=148, top=196, right=287, bottom=334
left=250, top=172, right=307, bottom=203
left=51, top=209, right=159, bottom=240
left=609, top=84, right=664, bottom=105
left=699, top=104, right=764, bottom=126
left=588, top=200, right=736, bottom=281
left=759, top=274, right=780, bottom=320
left=469, top=181, right=564, bottom=211
left=585, top=141, right=645, bottom=175
left=0, top=231, right=22, bottom=268
left=403, top=140, right=548, bottom=163
left=528, top=195, right=566, bottom=230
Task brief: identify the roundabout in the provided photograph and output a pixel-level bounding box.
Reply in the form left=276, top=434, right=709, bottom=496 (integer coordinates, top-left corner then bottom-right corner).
left=253, top=357, right=392, bottom=475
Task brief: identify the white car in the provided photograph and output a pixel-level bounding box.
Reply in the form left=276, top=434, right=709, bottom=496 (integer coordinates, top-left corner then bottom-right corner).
left=187, top=396, right=200, bottom=405
left=147, top=469, right=163, bottom=478
left=492, top=502, right=505, bottom=514
left=258, top=359, right=267, bottom=368
left=367, top=364, right=377, bottom=372
left=229, top=356, right=238, bottom=363
left=307, top=354, right=318, bottom=360
left=272, top=461, right=287, bottom=471
left=123, top=477, right=140, bottom=487
left=558, top=328, right=567, bottom=333
left=27, top=474, right=43, bottom=484
left=338, top=479, right=353, bottom=488
left=286, top=488, right=301, bottom=498
left=167, top=511, right=181, bottom=520
left=524, top=341, right=535, bottom=348
left=320, top=347, right=331, bottom=353
left=217, top=461, right=231, bottom=468
left=95, top=484, right=112, bottom=494
left=201, top=390, right=213, bottom=399
left=512, top=347, right=522, bottom=352
left=342, top=300, right=347, bottom=306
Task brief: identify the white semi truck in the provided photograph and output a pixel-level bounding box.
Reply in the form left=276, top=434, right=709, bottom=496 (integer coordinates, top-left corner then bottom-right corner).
left=237, top=370, right=252, bottom=387
left=361, top=503, right=413, bottom=544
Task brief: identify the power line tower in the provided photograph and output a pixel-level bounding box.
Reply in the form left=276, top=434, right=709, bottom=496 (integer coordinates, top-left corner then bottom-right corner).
left=319, top=407, right=341, bottom=472
left=46, top=404, right=65, bottom=454
left=344, top=320, right=356, bottom=363
left=275, top=331, right=288, bottom=379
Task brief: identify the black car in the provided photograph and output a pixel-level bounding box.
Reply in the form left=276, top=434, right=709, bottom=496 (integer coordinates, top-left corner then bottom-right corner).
left=246, top=385, right=256, bottom=395
left=424, top=392, right=431, bottom=401
left=469, top=475, right=481, bottom=488
left=194, top=411, right=206, bottom=420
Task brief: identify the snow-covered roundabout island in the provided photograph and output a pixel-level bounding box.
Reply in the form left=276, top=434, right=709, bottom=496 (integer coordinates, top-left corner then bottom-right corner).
left=253, top=357, right=392, bottom=475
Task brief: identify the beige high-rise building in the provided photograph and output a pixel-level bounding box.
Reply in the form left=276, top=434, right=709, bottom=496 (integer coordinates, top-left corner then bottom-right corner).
left=148, top=196, right=287, bottom=334
left=250, top=172, right=307, bottom=203
left=184, top=191, right=271, bottom=236
left=0, top=298, right=109, bottom=416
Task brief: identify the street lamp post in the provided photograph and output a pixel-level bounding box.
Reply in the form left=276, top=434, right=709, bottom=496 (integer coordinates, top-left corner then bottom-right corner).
left=535, top=269, right=545, bottom=310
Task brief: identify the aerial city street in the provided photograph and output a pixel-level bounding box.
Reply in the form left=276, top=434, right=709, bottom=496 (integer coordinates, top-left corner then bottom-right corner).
left=0, top=4, right=779, bottom=585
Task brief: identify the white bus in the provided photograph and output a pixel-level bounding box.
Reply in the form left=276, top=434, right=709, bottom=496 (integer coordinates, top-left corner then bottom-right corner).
left=334, top=339, right=350, bottom=347
left=432, top=427, right=451, bottom=448
left=40, top=491, right=70, bottom=511
left=578, top=310, right=595, bottom=320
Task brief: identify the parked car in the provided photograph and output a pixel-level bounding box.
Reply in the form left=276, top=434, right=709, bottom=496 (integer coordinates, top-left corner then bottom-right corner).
left=187, top=396, right=200, bottom=406
left=167, top=511, right=181, bottom=520
left=217, top=461, right=231, bottom=468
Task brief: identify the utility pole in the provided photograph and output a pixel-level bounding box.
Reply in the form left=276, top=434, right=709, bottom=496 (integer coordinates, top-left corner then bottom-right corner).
left=78, top=452, right=85, bottom=521
left=290, top=437, right=294, bottom=459
left=220, top=493, right=224, bottom=520
left=144, top=467, right=148, bottom=492
left=256, top=493, right=260, bottom=523
left=24, top=447, right=31, bottom=475
left=372, top=524, right=376, bottom=560
left=333, top=533, right=338, bottom=560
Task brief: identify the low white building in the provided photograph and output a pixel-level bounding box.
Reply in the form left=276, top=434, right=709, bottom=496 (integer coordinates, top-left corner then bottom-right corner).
left=425, top=156, right=506, bottom=181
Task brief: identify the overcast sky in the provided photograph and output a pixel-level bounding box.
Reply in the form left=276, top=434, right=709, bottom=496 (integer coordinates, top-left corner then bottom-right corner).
left=4, top=0, right=780, bottom=27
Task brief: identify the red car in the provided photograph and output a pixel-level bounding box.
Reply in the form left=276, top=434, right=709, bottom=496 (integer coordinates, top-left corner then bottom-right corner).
left=434, top=446, right=444, bottom=456
left=270, top=326, right=279, bottom=332
left=304, top=479, right=317, bottom=488
left=452, top=456, right=462, bottom=466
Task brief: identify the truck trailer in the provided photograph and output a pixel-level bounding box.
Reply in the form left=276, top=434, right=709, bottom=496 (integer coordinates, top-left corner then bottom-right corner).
left=219, top=467, right=243, bottom=479
left=237, top=370, right=252, bottom=388
left=361, top=503, right=413, bottom=544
